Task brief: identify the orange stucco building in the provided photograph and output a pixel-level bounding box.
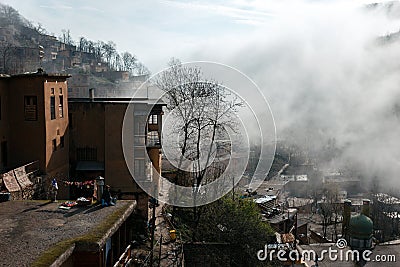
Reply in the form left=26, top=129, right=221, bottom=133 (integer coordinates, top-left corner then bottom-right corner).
left=68, top=87, right=164, bottom=217
left=0, top=70, right=164, bottom=218
left=0, top=69, right=70, bottom=197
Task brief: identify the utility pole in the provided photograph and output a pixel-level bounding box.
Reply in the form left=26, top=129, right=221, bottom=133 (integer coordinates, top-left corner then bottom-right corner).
left=232, top=175, right=235, bottom=200
left=158, top=235, right=162, bottom=267
left=149, top=197, right=159, bottom=266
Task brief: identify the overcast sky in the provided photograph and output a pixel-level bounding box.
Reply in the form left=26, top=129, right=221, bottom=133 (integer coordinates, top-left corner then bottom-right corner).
left=0, top=0, right=381, bottom=72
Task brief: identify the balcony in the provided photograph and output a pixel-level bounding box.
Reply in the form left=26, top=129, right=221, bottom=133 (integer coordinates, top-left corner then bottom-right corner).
left=146, top=131, right=161, bottom=148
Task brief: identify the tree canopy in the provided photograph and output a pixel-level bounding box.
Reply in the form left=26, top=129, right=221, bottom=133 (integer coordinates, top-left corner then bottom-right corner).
left=173, top=196, right=277, bottom=266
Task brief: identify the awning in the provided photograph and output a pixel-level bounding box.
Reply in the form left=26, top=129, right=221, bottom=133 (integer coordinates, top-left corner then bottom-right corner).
left=76, top=161, right=104, bottom=171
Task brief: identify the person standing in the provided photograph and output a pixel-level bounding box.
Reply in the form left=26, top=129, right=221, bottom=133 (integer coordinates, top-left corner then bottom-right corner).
left=101, top=185, right=115, bottom=207
left=51, top=178, right=58, bottom=202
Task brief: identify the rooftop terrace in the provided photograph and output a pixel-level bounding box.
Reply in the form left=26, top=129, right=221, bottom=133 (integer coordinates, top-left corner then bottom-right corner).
left=0, top=200, right=135, bottom=266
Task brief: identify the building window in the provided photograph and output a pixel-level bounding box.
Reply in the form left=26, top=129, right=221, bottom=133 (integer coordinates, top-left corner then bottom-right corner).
left=59, top=95, right=63, bottom=118
left=77, top=147, right=97, bottom=161
left=148, top=114, right=158, bottom=125
left=59, top=88, right=62, bottom=94
left=52, top=139, right=57, bottom=152
left=134, top=117, right=146, bottom=135
left=51, top=88, right=55, bottom=95
left=134, top=159, right=146, bottom=178
left=60, top=136, right=64, bottom=148
left=24, top=96, right=37, bottom=121
left=50, top=96, right=55, bottom=120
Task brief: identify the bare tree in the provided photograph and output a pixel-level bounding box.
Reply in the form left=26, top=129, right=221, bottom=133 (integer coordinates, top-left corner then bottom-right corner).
left=87, top=40, right=94, bottom=54
left=135, top=62, right=150, bottom=76
left=0, top=41, right=16, bottom=73
left=121, top=52, right=137, bottom=73
left=0, top=5, right=21, bottom=25
left=102, top=41, right=116, bottom=67
left=156, top=58, right=243, bottom=240
left=60, top=29, right=74, bottom=46
left=372, top=191, right=400, bottom=241
left=319, top=184, right=339, bottom=239
left=35, top=23, right=47, bottom=35
left=93, top=41, right=105, bottom=62
left=78, top=37, right=88, bottom=52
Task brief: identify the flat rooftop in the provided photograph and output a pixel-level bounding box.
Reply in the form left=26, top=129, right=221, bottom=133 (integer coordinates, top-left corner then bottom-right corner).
left=0, top=200, right=135, bottom=266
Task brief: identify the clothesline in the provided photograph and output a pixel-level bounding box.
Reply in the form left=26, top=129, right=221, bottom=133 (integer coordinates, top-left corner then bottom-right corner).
left=63, top=180, right=95, bottom=187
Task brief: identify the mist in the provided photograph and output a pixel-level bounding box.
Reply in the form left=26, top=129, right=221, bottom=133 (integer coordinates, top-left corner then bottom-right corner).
left=184, top=1, right=400, bottom=190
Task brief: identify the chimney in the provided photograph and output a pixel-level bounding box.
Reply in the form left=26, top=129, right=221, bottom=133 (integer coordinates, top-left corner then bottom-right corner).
left=361, top=199, right=370, bottom=217
left=342, top=200, right=351, bottom=239
left=89, top=88, right=95, bottom=101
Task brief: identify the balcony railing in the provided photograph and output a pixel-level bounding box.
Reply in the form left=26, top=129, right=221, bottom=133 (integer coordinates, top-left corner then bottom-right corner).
left=146, top=131, right=161, bottom=148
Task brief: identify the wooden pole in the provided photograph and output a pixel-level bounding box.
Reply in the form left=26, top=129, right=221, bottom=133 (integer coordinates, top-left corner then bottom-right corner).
left=158, top=235, right=162, bottom=267
left=150, top=201, right=156, bottom=266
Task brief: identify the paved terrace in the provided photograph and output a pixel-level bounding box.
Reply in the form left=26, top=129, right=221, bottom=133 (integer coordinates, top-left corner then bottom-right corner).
left=0, top=200, right=135, bottom=266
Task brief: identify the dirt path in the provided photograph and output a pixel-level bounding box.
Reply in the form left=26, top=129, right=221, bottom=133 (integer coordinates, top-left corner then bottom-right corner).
left=153, top=205, right=181, bottom=267
left=146, top=179, right=182, bottom=266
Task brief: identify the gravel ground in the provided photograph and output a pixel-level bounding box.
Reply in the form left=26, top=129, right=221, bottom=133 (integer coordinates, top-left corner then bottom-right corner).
left=0, top=200, right=131, bottom=267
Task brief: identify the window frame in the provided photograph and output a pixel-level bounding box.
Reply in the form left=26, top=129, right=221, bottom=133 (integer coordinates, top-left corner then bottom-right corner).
left=59, top=95, right=64, bottom=118
left=50, top=95, right=56, bottom=120
left=24, top=95, right=38, bottom=121
left=148, top=114, right=158, bottom=125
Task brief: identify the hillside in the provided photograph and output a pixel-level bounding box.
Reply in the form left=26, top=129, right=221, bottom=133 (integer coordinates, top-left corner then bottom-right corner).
left=0, top=3, right=149, bottom=82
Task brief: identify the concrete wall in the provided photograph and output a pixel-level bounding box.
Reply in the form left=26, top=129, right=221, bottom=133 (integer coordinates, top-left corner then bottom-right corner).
left=105, top=104, right=136, bottom=192
left=69, top=102, right=105, bottom=164
left=59, top=203, right=136, bottom=267
left=7, top=76, right=46, bottom=171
